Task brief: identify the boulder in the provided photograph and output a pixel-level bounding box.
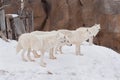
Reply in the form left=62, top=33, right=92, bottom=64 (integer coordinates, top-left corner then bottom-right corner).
left=3, top=0, right=120, bottom=53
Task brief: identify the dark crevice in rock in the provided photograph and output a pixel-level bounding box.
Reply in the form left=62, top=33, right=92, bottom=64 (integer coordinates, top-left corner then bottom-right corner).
left=40, top=0, right=50, bottom=30
left=82, top=24, right=85, bottom=27
left=79, top=0, right=83, bottom=6
left=66, top=0, right=70, bottom=27
left=66, top=0, right=69, bottom=4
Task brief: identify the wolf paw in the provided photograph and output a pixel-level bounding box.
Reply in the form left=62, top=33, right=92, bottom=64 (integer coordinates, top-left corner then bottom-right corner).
left=40, top=62, right=46, bottom=67
left=50, top=56, right=56, bottom=59
left=22, top=59, right=28, bottom=62
left=30, top=59, right=35, bottom=62
left=34, top=55, right=41, bottom=58
left=76, top=53, right=83, bottom=56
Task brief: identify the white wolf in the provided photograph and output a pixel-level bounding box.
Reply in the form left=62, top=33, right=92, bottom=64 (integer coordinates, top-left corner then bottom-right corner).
left=81, top=24, right=101, bottom=45
left=30, top=31, right=72, bottom=58
left=57, top=24, right=101, bottom=55
left=16, top=32, right=71, bottom=67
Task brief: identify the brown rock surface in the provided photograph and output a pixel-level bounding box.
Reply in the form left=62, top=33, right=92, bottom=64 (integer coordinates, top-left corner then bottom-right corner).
left=4, top=0, right=120, bottom=53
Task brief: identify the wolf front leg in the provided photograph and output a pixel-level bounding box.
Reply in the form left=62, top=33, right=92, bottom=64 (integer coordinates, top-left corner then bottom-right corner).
left=49, top=47, right=56, bottom=59
left=32, top=50, right=41, bottom=58
left=75, top=43, right=83, bottom=56
left=27, top=48, right=35, bottom=62
left=57, top=46, right=63, bottom=54
left=89, top=36, right=93, bottom=45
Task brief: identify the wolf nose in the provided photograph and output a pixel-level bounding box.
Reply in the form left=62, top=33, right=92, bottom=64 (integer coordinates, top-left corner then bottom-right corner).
left=70, top=44, right=72, bottom=46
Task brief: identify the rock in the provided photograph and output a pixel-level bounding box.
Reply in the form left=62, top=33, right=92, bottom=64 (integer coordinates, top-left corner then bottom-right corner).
left=3, top=0, right=120, bottom=53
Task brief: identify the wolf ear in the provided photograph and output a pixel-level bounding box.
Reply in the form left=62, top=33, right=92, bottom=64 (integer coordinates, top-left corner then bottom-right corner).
left=86, top=29, right=91, bottom=34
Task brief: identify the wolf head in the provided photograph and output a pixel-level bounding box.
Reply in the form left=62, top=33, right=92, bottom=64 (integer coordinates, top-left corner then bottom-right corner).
left=88, top=24, right=101, bottom=37
left=56, top=32, right=72, bottom=46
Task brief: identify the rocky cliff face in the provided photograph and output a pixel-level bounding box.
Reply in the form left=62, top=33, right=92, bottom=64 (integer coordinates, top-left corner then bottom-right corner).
left=4, top=0, right=120, bottom=53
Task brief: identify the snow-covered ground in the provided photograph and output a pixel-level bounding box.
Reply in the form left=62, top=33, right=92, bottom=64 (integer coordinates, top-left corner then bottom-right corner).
left=0, top=38, right=120, bottom=80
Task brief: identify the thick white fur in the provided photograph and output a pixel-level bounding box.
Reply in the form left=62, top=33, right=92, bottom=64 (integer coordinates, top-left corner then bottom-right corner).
left=57, top=24, right=101, bottom=55
left=16, top=32, right=71, bottom=67
left=31, top=31, right=72, bottom=54
left=80, top=24, right=100, bottom=45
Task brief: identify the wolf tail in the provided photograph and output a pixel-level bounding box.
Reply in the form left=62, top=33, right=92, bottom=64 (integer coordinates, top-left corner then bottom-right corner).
left=16, top=42, right=22, bottom=54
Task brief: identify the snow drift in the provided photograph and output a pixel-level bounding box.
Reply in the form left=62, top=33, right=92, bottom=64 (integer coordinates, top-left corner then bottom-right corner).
left=0, top=38, right=120, bottom=80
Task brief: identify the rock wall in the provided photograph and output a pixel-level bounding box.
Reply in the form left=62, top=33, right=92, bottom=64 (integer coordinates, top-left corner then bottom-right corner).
left=4, top=0, right=120, bottom=53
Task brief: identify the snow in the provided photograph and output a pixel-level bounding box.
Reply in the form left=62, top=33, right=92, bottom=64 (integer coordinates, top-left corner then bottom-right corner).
left=0, top=38, right=120, bottom=80
left=7, top=14, right=19, bottom=18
